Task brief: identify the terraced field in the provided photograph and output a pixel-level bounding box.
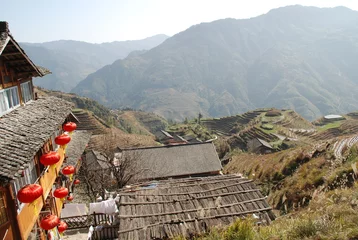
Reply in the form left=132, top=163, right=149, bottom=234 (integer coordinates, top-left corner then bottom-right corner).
left=72, top=109, right=109, bottom=135
left=201, top=110, right=264, bottom=136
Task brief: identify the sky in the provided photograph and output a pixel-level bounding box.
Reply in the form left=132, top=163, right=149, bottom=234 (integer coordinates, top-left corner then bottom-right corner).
left=2, top=0, right=358, bottom=43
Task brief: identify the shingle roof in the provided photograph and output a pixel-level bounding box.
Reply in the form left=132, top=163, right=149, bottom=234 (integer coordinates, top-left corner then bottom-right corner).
left=65, top=130, right=92, bottom=166
left=117, top=175, right=275, bottom=240
left=257, top=138, right=273, bottom=149
left=0, top=97, right=73, bottom=180
left=118, top=142, right=222, bottom=180
left=85, top=150, right=111, bottom=171
left=0, top=22, right=49, bottom=77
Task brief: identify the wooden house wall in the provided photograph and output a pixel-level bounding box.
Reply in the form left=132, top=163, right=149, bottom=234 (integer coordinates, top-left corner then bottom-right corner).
left=0, top=186, right=18, bottom=240
left=0, top=57, right=33, bottom=104
left=16, top=134, right=66, bottom=239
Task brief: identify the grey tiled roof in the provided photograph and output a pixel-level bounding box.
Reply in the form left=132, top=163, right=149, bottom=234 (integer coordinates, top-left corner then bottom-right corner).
left=117, top=175, right=275, bottom=239
left=257, top=138, right=273, bottom=149
left=119, top=142, right=222, bottom=180
left=0, top=97, right=73, bottom=180
left=65, top=130, right=92, bottom=167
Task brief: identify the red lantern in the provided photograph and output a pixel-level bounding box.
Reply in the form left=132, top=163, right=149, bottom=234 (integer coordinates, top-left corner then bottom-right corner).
left=62, top=166, right=75, bottom=175
left=17, top=184, right=43, bottom=203
left=73, top=179, right=80, bottom=185
left=40, top=214, right=60, bottom=230
left=67, top=195, right=74, bottom=201
left=53, top=187, right=69, bottom=199
left=55, top=134, right=71, bottom=146
left=58, top=221, right=68, bottom=233
left=40, top=152, right=61, bottom=166
left=63, top=122, right=77, bottom=132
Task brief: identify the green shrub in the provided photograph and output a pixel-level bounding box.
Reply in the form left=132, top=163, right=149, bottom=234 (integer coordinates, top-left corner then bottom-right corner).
left=261, top=124, right=274, bottom=130
left=223, top=218, right=255, bottom=240
left=265, top=110, right=282, bottom=117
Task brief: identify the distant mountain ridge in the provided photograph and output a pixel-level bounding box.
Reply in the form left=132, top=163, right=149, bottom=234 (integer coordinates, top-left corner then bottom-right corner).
left=21, top=34, right=168, bottom=91
left=72, top=5, right=358, bottom=121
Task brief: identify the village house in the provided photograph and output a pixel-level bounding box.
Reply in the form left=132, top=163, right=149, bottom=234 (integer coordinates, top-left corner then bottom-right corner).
left=247, top=138, right=273, bottom=154
left=0, top=22, right=90, bottom=240
left=117, top=174, right=275, bottom=240
left=114, top=142, right=222, bottom=182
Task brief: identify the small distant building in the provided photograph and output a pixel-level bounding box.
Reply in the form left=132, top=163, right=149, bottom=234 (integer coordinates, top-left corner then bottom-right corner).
left=155, top=130, right=189, bottom=145
left=183, top=134, right=202, bottom=144
left=114, top=142, right=222, bottom=181
left=117, top=174, right=275, bottom=240
left=155, top=130, right=174, bottom=143
left=84, top=150, right=112, bottom=171
left=247, top=138, right=273, bottom=154
left=324, top=114, right=345, bottom=121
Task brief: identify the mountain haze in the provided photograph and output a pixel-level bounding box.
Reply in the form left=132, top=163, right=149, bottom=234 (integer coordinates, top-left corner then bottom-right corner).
left=21, top=34, right=168, bottom=91
left=73, top=5, right=358, bottom=121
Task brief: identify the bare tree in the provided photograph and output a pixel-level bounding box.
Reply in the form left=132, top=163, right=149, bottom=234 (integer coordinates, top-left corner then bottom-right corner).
left=80, top=131, right=153, bottom=199
left=111, top=151, right=148, bottom=188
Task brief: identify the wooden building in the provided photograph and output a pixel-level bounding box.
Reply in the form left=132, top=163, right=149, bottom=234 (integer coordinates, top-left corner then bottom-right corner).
left=247, top=138, right=273, bottom=154
left=114, top=142, right=222, bottom=182
left=0, top=22, right=90, bottom=240
left=117, top=175, right=275, bottom=239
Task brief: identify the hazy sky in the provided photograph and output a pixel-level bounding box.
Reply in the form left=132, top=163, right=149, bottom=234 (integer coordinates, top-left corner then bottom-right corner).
left=3, top=0, right=358, bottom=43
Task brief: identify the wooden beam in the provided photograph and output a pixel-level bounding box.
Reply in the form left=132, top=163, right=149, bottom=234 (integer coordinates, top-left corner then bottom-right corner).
left=2, top=52, right=22, bottom=56
left=4, top=59, right=27, bottom=64
left=10, top=64, right=31, bottom=68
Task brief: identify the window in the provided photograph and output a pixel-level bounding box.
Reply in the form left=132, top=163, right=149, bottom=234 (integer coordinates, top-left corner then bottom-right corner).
left=50, top=129, right=60, bottom=151
left=0, top=86, right=20, bottom=116
left=20, top=81, right=33, bottom=103
left=0, top=191, right=8, bottom=226
left=12, top=159, right=39, bottom=212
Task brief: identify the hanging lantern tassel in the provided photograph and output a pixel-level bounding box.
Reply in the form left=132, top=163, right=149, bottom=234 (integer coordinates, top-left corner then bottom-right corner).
left=69, top=173, right=73, bottom=181
left=30, top=199, right=39, bottom=215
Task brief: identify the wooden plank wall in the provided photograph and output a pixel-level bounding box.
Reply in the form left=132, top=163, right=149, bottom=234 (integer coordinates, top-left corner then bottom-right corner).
left=16, top=140, right=65, bottom=239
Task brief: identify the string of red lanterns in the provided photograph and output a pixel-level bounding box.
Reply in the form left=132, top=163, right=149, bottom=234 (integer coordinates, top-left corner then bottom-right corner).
left=55, top=134, right=71, bottom=147
left=63, top=122, right=77, bottom=133
left=57, top=221, right=68, bottom=234
left=53, top=187, right=69, bottom=201
left=40, top=152, right=61, bottom=166
left=17, top=184, right=43, bottom=203
left=40, top=214, right=60, bottom=231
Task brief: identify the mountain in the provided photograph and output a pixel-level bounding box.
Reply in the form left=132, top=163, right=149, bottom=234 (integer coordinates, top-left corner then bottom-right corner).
left=21, top=34, right=168, bottom=92
left=73, top=5, right=358, bottom=121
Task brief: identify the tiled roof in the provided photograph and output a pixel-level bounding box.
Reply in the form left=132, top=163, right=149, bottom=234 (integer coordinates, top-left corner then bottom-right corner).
left=257, top=138, right=273, bottom=149
left=0, top=97, right=73, bottom=180
left=117, top=175, right=275, bottom=240
left=118, top=142, right=222, bottom=181
left=65, top=130, right=92, bottom=166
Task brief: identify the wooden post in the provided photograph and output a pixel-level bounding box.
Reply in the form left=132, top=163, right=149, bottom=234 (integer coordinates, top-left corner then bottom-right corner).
left=0, top=59, right=4, bottom=89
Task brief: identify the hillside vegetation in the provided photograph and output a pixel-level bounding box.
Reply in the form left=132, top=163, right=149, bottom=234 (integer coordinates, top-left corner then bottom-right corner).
left=36, top=87, right=166, bottom=138
left=74, top=5, right=358, bottom=121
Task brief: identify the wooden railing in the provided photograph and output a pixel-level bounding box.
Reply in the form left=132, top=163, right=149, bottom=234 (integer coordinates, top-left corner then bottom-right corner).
left=92, top=225, right=118, bottom=240
left=62, top=213, right=118, bottom=240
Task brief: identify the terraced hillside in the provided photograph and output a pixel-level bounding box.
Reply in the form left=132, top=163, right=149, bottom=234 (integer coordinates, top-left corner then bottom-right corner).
left=201, top=110, right=265, bottom=136
left=112, top=110, right=168, bottom=136
left=71, top=109, right=109, bottom=135
left=309, top=117, right=358, bottom=141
